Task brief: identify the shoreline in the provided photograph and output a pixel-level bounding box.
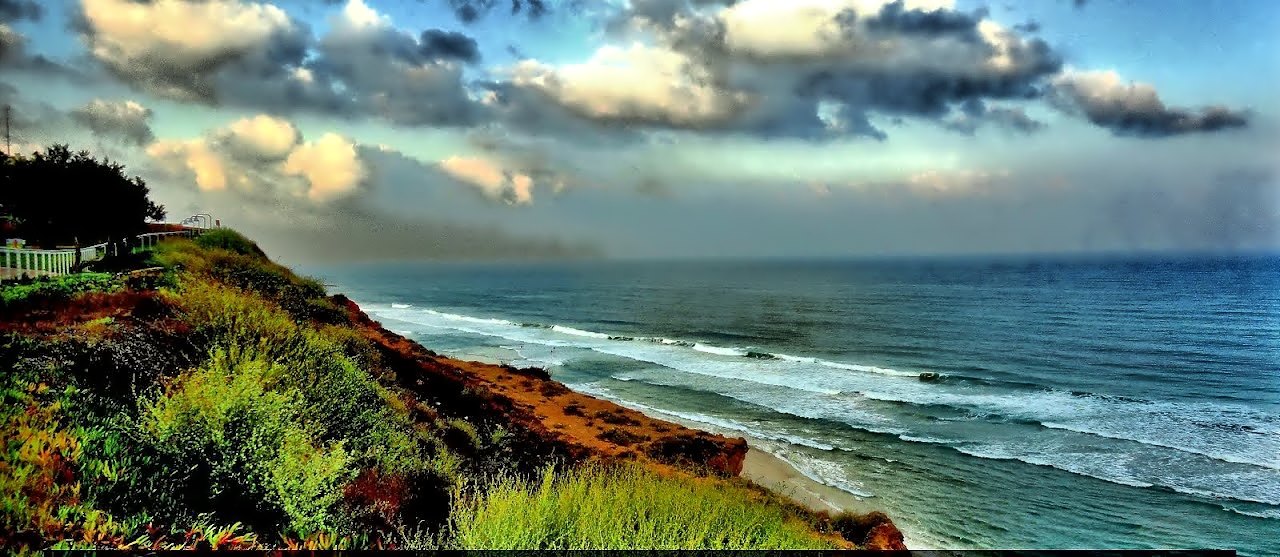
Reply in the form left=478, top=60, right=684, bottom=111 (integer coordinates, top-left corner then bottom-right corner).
left=345, top=302, right=908, bottom=549
left=454, top=348, right=881, bottom=517
left=740, top=444, right=879, bottom=516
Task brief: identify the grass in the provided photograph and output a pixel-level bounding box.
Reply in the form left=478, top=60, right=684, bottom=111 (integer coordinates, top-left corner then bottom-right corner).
left=0, top=273, right=118, bottom=307
left=450, top=463, right=839, bottom=550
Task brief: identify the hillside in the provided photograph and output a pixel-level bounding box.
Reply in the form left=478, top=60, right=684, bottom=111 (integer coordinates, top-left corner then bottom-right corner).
left=0, top=230, right=903, bottom=551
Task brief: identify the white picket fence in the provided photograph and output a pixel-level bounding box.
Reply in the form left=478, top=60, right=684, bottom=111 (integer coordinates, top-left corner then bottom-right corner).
left=0, top=220, right=211, bottom=282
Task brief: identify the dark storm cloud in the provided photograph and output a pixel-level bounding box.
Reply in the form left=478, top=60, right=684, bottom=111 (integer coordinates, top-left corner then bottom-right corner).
left=419, top=29, right=481, bottom=63
left=313, top=18, right=485, bottom=126
left=1083, top=103, right=1247, bottom=137
left=1013, top=21, right=1041, bottom=33
left=448, top=0, right=553, bottom=24
left=1049, top=72, right=1249, bottom=137
left=0, top=0, right=40, bottom=22
left=70, top=99, right=156, bottom=146
left=861, top=1, right=986, bottom=39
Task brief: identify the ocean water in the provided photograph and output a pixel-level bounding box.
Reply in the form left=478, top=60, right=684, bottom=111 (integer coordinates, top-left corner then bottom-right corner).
left=304, top=254, right=1280, bottom=555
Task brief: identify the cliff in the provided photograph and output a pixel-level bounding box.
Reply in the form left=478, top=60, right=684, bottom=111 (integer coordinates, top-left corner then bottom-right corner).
left=0, top=229, right=902, bottom=550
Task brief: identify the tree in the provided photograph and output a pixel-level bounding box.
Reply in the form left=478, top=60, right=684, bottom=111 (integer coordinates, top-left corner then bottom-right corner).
left=0, top=145, right=166, bottom=250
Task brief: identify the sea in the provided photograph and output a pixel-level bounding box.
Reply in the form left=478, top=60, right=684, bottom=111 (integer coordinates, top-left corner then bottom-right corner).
left=302, top=253, right=1280, bottom=556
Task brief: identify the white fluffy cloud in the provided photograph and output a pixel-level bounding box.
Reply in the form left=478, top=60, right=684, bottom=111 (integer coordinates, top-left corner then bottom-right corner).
left=146, top=114, right=364, bottom=202
left=510, top=42, right=747, bottom=128
left=226, top=114, right=300, bottom=159
left=146, top=138, right=228, bottom=192
left=283, top=133, right=366, bottom=202
left=720, top=0, right=951, bottom=58
left=439, top=155, right=536, bottom=205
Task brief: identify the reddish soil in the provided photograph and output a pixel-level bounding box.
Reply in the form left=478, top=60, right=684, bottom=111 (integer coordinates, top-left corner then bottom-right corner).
left=337, top=294, right=748, bottom=477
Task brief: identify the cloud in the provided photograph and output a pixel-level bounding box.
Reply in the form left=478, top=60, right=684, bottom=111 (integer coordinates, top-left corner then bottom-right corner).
left=75, top=0, right=485, bottom=127
left=225, top=114, right=300, bottom=159
left=69, top=99, right=156, bottom=146
left=310, top=0, right=485, bottom=126
left=146, top=114, right=365, bottom=203
left=518, top=0, right=1062, bottom=140
left=1049, top=70, right=1248, bottom=137
left=0, top=81, right=76, bottom=149
left=152, top=143, right=599, bottom=263
left=282, top=133, right=366, bottom=202
left=420, top=29, right=481, bottom=64
left=0, top=0, right=41, bottom=22
left=147, top=113, right=552, bottom=208
left=146, top=138, right=229, bottom=192
left=439, top=155, right=536, bottom=205
left=77, top=0, right=310, bottom=102
left=0, top=23, right=84, bottom=78
left=448, top=0, right=551, bottom=24
left=943, top=99, right=1044, bottom=135
left=508, top=42, right=749, bottom=129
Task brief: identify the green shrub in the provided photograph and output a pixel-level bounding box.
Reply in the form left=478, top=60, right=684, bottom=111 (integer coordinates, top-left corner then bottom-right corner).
left=0, top=272, right=118, bottom=307
left=450, top=464, right=836, bottom=550
left=139, top=351, right=354, bottom=532
left=193, top=229, right=266, bottom=258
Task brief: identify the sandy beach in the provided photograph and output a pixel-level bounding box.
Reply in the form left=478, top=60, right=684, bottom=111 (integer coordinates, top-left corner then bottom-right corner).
left=739, top=445, right=877, bottom=516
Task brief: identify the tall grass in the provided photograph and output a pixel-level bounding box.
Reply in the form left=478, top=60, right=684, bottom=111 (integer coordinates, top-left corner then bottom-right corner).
left=450, top=464, right=838, bottom=550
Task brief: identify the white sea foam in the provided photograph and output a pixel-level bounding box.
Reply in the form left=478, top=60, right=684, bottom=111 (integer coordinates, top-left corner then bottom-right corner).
left=1221, top=505, right=1280, bottom=520
left=692, top=343, right=747, bottom=356
left=360, top=302, right=1280, bottom=508
left=422, top=309, right=514, bottom=326
left=390, top=303, right=412, bottom=309
left=1041, top=420, right=1280, bottom=471
left=551, top=325, right=611, bottom=339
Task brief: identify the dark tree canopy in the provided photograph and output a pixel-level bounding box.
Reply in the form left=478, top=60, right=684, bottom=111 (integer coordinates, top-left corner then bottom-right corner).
left=0, top=144, right=165, bottom=248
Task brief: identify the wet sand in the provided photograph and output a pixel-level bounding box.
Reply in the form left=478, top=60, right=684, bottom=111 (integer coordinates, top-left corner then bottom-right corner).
left=740, top=444, right=878, bottom=515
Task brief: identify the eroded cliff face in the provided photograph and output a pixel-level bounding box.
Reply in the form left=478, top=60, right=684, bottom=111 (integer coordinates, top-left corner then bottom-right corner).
left=336, top=294, right=749, bottom=477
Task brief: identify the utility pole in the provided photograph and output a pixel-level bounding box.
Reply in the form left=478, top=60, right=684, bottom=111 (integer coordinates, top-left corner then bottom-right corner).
left=3, top=105, right=10, bottom=155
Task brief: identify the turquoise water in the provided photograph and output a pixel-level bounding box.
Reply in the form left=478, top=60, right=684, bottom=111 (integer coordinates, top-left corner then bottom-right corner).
left=305, top=254, right=1280, bottom=555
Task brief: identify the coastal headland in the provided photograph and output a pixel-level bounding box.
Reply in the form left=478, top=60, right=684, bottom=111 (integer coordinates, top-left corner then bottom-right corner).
left=0, top=229, right=904, bottom=550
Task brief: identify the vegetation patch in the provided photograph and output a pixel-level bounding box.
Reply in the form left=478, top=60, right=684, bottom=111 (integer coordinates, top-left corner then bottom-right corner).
left=450, top=464, right=838, bottom=549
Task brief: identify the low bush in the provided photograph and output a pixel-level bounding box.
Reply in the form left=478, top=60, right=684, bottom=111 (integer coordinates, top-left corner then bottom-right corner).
left=449, top=464, right=837, bottom=550
left=193, top=229, right=265, bottom=258
left=0, top=273, right=118, bottom=307
left=138, top=351, right=354, bottom=532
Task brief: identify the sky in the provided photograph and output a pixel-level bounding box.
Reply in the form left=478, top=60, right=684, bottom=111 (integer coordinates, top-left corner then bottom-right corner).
left=1, top=0, right=1277, bottom=263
